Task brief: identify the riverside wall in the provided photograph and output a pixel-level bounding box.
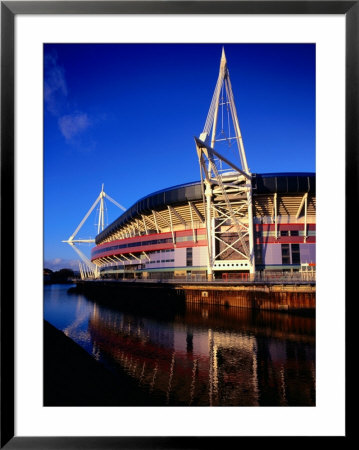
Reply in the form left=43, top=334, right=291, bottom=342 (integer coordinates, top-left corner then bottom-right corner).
left=75, top=280, right=315, bottom=312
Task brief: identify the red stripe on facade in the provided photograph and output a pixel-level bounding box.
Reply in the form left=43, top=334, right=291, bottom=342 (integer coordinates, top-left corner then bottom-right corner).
left=95, top=228, right=206, bottom=252
left=254, top=223, right=315, bottom=231
left=255, top=236, right=316, bottom=244
left=92, top=240, right=208, bottom=261
left=91, top=229, right=207, bottom=261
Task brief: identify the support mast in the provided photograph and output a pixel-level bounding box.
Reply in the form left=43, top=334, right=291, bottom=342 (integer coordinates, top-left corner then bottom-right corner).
left=63, top=185, right=126, bottom=278
left=195, top=48, right=255, bottom=278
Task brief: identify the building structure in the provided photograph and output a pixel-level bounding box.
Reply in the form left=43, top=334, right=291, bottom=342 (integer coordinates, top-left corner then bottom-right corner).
left=90, top=49, right=316, bottom=280
left=91, top=174, right=315, bottom=279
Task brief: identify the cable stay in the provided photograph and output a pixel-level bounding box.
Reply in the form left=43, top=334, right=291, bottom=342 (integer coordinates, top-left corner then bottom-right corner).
left=62, top=184, right=126, bottom=278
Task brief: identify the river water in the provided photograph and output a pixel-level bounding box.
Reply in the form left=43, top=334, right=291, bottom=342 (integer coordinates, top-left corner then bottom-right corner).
left=44, top=283, right=315, bottom=406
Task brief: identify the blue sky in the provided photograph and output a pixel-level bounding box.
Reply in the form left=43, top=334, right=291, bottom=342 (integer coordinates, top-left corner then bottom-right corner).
left=44, top=43, right=315, bottom=270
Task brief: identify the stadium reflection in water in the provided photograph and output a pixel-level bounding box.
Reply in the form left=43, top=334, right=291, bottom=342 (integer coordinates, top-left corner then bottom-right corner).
left=44, top=284, right=315, bottom=406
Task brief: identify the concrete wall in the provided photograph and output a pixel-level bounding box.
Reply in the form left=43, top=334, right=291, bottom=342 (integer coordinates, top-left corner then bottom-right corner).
left=193, top=246, right=208, bottom=267
left=143, top=247, right=208, bottom=270
left=300, top=244, right=316, bottom=264
left=174, top=248, right=186, bottom=267
left=145, top=249, right=175, bottom=268
left=262, top=244, right=282, bottom=265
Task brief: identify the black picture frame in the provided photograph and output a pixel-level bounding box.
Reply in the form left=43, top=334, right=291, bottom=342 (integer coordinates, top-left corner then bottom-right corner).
left=1, top=1, right=352, bottom=448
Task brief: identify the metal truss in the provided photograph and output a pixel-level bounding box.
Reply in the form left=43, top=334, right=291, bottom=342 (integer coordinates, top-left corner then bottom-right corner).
left=195, top=48, right=255, bottom=278
left=63, top=184, right=126, bottom=277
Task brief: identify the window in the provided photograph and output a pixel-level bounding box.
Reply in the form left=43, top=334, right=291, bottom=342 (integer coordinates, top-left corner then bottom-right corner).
left=176, top=235, right=193, bottom=242
left=291, top=230, right=299, bottom=236
left=262, top=231, right=277, bottom=237
left=291, top=244, right=300, bottom=264
left=299, top=230, right=315, bottom=237
left=186, top=248, right=193, bottom=266
left=281, top=244, right=290, bottom=264
left=281, top=230, right=289, bottom=237
left=255, top=244, right=263, bottom=265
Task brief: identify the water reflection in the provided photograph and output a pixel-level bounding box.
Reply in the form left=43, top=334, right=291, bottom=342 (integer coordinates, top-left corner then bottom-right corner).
left=44, top=284, right=315, bottom=406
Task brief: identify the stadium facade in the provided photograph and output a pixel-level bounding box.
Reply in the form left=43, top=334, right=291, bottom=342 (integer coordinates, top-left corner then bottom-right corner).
left=90, top=49, right=316, bottom=280
left=91, top=174, right=315, bottom=279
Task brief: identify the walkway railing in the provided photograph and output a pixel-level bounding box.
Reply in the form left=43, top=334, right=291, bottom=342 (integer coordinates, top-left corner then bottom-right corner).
left=77, top=272, right=315, bottom=284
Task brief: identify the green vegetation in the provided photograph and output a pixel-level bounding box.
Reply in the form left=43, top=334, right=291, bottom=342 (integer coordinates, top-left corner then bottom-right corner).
left=44, top=268, right=76, bottom=284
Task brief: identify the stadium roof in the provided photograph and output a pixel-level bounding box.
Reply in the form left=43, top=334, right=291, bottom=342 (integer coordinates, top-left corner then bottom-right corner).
left=96, top=172, right=315, bottom=244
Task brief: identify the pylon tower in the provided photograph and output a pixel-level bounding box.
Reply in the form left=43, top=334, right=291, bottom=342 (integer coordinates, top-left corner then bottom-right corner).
left=194, top=48, right=255, bottom=279
left=63, top=184, right=126, bottom=278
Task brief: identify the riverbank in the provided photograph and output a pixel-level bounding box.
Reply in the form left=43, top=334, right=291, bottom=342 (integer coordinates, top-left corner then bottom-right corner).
left=44, top=320, right=164, bottom=406
left=74, top=279, right=315, bottom=312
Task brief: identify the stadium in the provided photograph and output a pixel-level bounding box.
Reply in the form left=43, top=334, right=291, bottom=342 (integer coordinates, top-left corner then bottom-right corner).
left=89, top=49, right=316, bottom=281
left=91, top=173, right=315, bottom=280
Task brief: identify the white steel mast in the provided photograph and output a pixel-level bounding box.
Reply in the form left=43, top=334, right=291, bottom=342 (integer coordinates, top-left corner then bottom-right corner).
left=195, top=48, right=255, bottom=279
left=63, top=185, right=126, bottom=278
